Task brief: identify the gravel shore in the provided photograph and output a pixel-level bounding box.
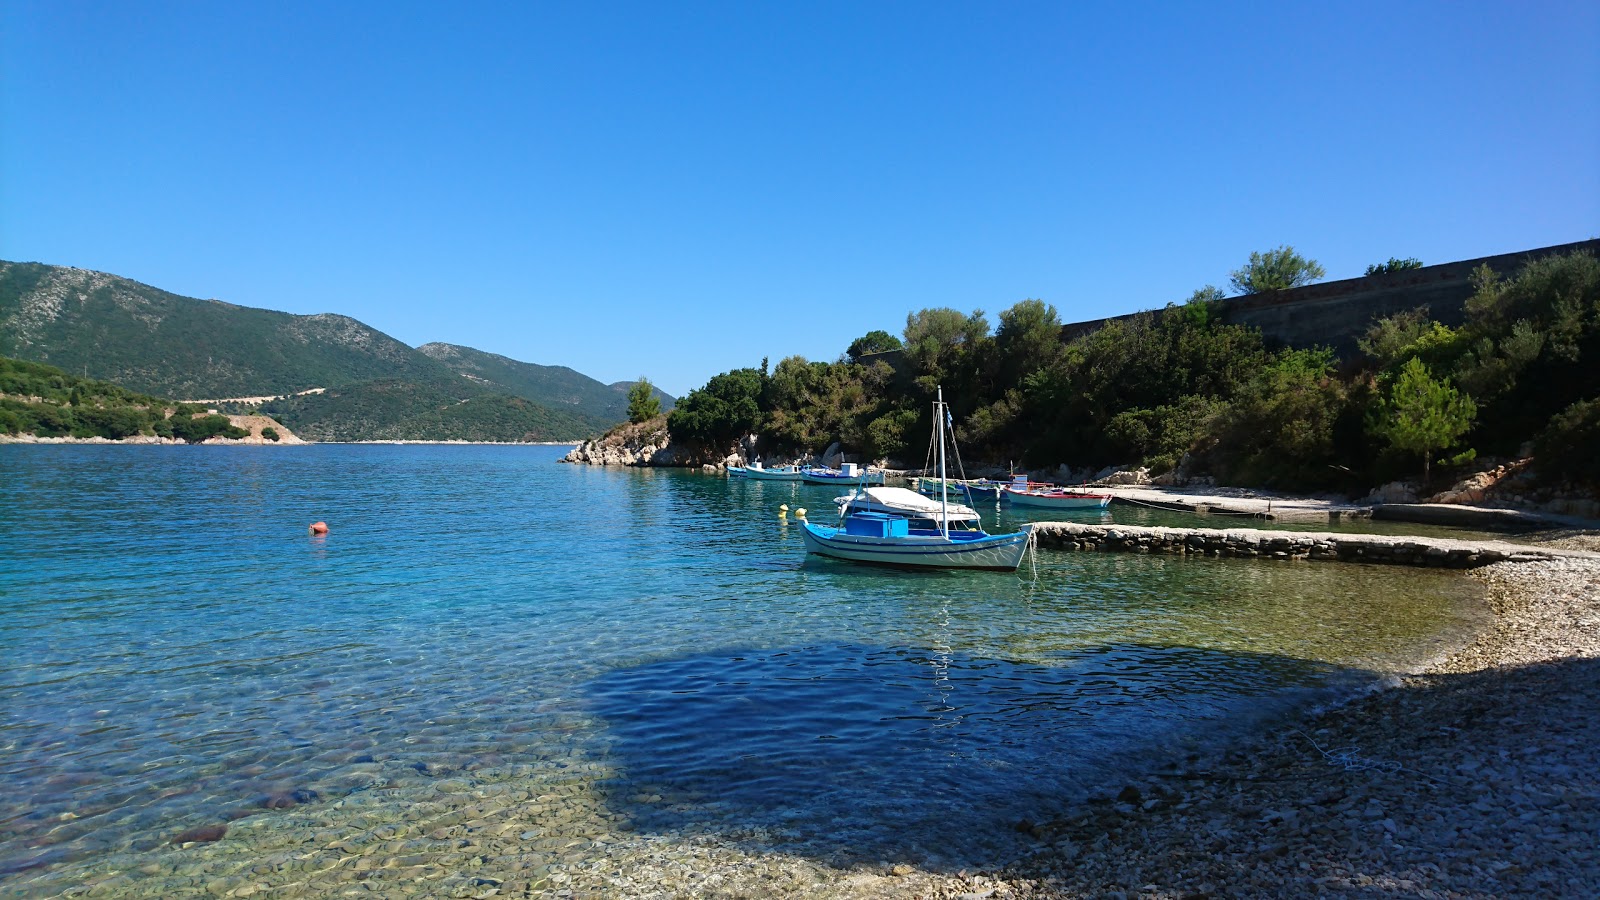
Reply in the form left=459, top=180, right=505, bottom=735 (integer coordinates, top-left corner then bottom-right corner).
left=952, top=549, right=1600, bottom=899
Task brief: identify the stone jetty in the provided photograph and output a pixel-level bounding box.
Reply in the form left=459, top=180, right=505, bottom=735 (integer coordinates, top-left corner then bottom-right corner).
left=1031, top=521, right=1577, bottom=568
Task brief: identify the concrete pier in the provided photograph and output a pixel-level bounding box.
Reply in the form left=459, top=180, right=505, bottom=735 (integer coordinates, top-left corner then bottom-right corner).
left=1030, top=522, right=1586, bottom=568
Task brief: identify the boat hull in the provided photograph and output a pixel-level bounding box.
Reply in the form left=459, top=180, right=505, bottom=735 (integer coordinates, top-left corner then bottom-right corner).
left=800, top=522, right=1033, bottom=570
left=743, top=467, right=804, bottom=481
left=914, top=478, right=1003, bottom=500
left=801, top=470, right=886, bottom=486
left=1002, top=488, right=1112, bottom=510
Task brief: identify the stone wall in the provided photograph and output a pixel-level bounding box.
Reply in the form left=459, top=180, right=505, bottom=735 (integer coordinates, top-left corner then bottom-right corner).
left=1030, top=522, right=1571, bottom=568
left=1060, top=239, right=1600, bottom=357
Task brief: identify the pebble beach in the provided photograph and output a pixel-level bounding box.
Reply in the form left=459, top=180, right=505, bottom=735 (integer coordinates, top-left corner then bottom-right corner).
left=964, top=539, right=1600, bottom=899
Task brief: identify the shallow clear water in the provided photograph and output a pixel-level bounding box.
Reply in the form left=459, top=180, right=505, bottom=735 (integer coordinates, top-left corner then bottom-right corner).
left=0, top=446, right=1485, bottom=891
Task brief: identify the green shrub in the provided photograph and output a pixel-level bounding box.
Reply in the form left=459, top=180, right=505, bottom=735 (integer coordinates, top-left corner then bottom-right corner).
left=1535, top=398, right=1600, bottom=488
left=171, top=414, right=247, bottom=443
left=261, top=426, right=280, bottom=442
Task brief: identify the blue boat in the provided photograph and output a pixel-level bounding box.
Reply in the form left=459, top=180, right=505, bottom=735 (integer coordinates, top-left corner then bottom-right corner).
left=800, top=511, right=1034, bottom=570
left=799, top=388, right=1034, bottom=571
left=800, top=464, right=886, bottom=486
left=726, top=465, right=748, bottom=477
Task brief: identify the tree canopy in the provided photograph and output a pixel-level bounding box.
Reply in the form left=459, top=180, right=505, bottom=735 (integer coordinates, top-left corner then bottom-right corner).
left=626, top=377, right=660, bottom=423
left=1229, top=246, right=1326, bottom=294
left=1366, top=257, right=1424, bottom=276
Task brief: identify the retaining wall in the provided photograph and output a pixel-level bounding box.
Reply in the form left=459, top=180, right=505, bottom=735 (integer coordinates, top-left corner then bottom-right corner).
left=1031, top=522, right=1569, bottom=568
left=1059, top=239, right=1600, bottom=357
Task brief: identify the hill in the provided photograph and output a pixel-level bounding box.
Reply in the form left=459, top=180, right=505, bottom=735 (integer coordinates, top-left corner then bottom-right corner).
left=258, top=378, right=600, bottom=442
left=0, top=355, right=255, bottom=442
left=0, top=262, right=444, bottom=398
left=418, top=343, right=674, bottom=424
left=0, top=261, right=648, bottom=441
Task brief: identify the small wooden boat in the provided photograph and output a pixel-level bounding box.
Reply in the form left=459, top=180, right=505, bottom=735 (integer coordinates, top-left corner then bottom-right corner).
left=743, top=463, right=805, bottom=481
left=800, top=389, right=1033, bottom=571
left=913, top=476, right=1005, bottom=501
left=801, top=464, right=886, bottom=486
left=799, top=512, right=1034, bottom=570
left=833, top=486, right=983, bottom=531
left=1001, top=483, right=1113, bottom=510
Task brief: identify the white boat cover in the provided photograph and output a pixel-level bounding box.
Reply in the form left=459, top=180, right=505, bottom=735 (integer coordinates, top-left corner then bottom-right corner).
left=833, top=486, right=980, bottom=523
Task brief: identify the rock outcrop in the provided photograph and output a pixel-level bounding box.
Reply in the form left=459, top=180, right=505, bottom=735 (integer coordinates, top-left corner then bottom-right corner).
left=561, top=416, right=693, bottom=467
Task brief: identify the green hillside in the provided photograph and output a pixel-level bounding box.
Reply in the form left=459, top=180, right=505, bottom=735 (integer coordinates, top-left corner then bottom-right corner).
left=259, top=378, right=600, bottom=442
left=0, top=356, right=247, bottom=442
left=0, top=261, right=624, bottom=442
left=0, top=261, right=444, bottom=398
left=418, top=342, right=674, bottom=423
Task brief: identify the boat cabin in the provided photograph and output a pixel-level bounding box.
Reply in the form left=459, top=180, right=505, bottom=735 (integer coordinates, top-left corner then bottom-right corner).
left=842, top=511, right=910, bottom=538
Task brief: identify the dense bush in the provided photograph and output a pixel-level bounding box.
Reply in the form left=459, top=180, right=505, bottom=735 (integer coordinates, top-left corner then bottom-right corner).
left=1535, top=398, right=1600, bottom=488
left=170, top=414, right=248, bottom=443
left=666, top=368, right=766, bottom=455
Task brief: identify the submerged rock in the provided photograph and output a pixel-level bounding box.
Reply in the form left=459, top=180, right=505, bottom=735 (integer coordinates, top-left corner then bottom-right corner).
left=169, top=824, right=227, bottom=845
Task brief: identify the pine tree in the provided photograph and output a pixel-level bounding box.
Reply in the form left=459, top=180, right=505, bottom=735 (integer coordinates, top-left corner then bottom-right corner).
left=1380, top=357, right=1476, bottom=483
left=627, top=377, right=661, bottom=424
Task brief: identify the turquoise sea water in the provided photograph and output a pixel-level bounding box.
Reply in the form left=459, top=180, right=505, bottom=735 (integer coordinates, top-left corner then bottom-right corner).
left=0, top=445, right=1485, bottom=893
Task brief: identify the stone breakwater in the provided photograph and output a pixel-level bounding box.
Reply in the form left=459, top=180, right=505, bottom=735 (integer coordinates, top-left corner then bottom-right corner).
left=1031, top=522, right=1572, bottom=568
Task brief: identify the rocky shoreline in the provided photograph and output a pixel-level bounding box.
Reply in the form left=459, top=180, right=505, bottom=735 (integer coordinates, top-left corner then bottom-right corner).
left=945, top=547, right=1600, bottom=899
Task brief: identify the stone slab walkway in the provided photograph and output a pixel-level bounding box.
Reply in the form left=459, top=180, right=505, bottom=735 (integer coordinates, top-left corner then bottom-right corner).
left=1031, top=521, right=1598, bottom=568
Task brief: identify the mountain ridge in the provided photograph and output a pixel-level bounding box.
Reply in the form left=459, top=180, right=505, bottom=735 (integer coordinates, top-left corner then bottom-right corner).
left=0, top=260, right=669, bottom=441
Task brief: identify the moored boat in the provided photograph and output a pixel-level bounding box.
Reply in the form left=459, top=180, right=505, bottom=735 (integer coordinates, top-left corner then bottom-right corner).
left=800, top=389, right=1033, bottom=571
left=799, top=512, right=1034, bottom=570
left=833, top=485, right=983, bottom=531
left=801, top=463, right=886, bottom=486
left=913, top=476, right=1005, bottom=501
left=743, top=463, right=805, bottom=481
left=1000, top=477, right=1113, bottom=510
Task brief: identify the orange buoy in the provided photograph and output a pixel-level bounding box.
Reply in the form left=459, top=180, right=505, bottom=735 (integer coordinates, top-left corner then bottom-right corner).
left=309, top=521, right=329, bottom=535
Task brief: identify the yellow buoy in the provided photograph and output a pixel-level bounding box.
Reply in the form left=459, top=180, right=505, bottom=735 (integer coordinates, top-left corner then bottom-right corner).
left=778, top=504, right=789, bottom=519
left=795, top=508, right=807, bottom=519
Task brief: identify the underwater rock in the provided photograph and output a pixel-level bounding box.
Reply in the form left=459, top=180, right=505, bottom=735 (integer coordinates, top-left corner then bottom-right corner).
left=169, top=824, right=227, bottom=845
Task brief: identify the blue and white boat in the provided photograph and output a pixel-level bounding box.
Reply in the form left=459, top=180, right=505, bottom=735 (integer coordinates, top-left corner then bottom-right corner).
left=913, top=476, right=1006, bottom=501
left=800, top=389, right=1034, bottom=571
left=801, top=463, right=886, bottom=486
left=743, top=463, right=805, bottom=481
left=726, top=465, right=748, bottom=477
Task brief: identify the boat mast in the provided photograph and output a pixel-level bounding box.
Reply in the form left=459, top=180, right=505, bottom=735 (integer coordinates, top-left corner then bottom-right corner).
left=937, top=386, right=949, bottom=539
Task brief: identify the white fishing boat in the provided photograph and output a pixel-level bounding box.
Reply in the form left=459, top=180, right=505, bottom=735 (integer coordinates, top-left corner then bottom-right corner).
left=801, top=463, right=886, bottom=486
left=800, top=389, right=1034, bottom=571
left=1000, top=476, right=1113, bottom=510
left=833, top=486, right=983, bottom=531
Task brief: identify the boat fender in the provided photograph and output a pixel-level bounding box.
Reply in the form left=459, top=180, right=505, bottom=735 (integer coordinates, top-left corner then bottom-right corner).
left=308, top=521, right=329, bottom=535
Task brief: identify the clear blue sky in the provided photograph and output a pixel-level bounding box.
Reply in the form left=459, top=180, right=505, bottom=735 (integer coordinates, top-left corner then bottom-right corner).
left=3, top=2, right=1596, bottom=397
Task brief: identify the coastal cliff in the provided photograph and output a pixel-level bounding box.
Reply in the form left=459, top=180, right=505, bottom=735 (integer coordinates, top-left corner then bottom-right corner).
left=561, top=415, right=692, bottom=467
